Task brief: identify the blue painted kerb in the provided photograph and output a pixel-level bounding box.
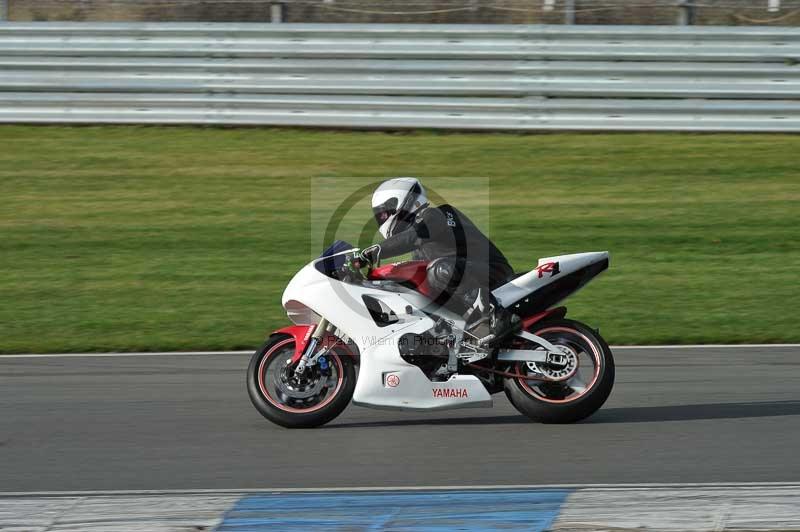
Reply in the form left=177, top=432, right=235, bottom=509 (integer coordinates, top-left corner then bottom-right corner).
left=217, top=488, right=573, bottom=531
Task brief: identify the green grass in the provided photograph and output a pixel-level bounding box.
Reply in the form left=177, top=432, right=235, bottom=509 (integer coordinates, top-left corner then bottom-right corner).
left=0, top=126, right=798, bottom=352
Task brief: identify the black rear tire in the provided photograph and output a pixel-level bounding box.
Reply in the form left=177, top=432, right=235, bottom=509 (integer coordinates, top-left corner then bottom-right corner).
left=504, top=319, right=614, bottom=424
left=247, top=334, right=356, bottom=428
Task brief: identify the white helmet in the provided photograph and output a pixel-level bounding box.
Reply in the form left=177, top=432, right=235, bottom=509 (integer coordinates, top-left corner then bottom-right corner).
left=371, top=177, right=428, bottom=238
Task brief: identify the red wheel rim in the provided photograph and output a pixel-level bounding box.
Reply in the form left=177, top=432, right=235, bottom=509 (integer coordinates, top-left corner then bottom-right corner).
left=258, top=339, right=345, bottom=413
left=516, top=326, right=602, bottom=404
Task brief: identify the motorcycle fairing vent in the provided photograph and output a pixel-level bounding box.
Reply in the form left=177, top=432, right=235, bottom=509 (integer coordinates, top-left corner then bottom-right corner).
left=361, top=295, right=399, bottom=327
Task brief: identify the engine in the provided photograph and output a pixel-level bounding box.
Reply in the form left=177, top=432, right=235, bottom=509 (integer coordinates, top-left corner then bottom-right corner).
left=398, top=332, right=450, bottom=379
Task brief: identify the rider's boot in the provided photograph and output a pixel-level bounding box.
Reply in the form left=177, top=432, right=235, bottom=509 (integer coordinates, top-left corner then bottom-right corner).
left=486, top=303, right=521, bottom=346
left=463, top=288, right=491, bottom=338
left=465, top=289, right=521, bottom=347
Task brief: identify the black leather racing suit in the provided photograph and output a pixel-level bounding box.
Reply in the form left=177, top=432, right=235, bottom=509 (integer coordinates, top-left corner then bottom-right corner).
left=378, top=204, right=514, bottom=313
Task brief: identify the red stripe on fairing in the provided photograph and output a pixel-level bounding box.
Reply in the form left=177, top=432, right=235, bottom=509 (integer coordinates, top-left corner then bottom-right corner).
left=271, top=324, right=357, bottom=364
left=273, top=324, right=315, bottom=364
left=520, top=306, right=567, bottom=330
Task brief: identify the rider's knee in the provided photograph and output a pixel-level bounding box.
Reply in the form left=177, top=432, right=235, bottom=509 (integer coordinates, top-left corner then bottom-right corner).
left=426, top=257, right=457, bottom=291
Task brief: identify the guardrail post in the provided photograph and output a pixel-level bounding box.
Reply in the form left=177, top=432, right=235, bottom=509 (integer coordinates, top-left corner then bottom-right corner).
left=564, top=0, right=576, bottom=24
left=677, top=0, right=694, bottom=25
left=0, top=0, right=8, bottom=22
left=270, top=2, right=284, bottom=23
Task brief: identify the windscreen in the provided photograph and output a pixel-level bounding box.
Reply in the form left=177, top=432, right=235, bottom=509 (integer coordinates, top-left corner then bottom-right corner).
left=315, top=240, right=354, bottom=276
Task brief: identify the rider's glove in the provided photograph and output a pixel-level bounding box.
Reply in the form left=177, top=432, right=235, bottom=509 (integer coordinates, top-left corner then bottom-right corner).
left=359, top=244, right=381, bottom=266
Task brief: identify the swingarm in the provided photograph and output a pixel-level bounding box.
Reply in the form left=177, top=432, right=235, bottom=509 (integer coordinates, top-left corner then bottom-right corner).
left=496, top=330, right=571, bottom=366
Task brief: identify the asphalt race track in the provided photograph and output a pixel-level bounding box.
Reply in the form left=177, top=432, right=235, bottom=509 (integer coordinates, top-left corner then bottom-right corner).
left=1, top=346, right=799, bottom=492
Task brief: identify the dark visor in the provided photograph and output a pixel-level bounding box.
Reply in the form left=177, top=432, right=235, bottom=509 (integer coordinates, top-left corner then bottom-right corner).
left=372, top=198, right=398, bottom=226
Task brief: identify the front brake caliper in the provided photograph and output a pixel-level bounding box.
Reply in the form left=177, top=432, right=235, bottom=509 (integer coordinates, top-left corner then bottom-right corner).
left=318, top=355, right=330, bottom=376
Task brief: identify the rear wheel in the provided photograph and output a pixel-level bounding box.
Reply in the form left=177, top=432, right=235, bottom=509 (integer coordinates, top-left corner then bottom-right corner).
left=504, top=318, right=614, bottom=423
left=247, top=334, right=356, bottom=428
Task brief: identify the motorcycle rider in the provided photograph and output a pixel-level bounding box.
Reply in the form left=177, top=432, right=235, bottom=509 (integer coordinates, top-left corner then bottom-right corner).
left=360, top=177, right=520, bottom=345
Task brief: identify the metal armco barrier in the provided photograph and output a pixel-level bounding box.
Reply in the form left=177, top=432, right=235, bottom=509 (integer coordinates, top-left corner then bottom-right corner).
left=0, top=23, right=799, bottom=131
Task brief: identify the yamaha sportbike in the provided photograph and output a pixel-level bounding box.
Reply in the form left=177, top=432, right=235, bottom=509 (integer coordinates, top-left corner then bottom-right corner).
left=247, top=241, right=614, bottom=428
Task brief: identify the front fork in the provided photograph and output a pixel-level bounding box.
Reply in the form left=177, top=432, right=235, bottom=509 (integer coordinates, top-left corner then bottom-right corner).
left=293, top=318, right=330, bottom=376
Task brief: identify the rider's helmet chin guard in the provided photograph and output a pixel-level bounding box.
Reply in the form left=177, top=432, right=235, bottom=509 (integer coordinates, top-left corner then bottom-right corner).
left=371, top=177, right=429, bottom=238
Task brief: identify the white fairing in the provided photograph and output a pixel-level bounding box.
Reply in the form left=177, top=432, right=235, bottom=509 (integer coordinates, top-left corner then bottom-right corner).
left=492, top=251, right=609, bottom=308
left=282, top=255, right=492, bottom=410
left=281, top=250, right=608, bottom=411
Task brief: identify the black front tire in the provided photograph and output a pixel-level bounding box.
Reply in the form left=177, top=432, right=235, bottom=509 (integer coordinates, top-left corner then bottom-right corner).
left=247, top=334, right=356, bottom=428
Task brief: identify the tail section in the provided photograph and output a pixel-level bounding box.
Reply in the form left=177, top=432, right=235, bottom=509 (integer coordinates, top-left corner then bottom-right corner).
left=492, top=251, right=609, bottom=314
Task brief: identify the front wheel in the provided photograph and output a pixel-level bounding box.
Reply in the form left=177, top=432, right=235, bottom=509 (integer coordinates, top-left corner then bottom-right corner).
left=247, top=334, right=356, bottom=428
left=504, top=318, right=614, bottom=423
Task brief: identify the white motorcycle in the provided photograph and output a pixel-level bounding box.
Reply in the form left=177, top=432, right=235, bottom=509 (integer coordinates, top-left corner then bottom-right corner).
left=247, top=241, right=614, bottom=428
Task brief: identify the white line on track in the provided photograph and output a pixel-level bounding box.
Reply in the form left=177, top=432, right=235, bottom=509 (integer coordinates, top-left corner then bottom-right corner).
left=2, top=344, right=799, bottom=358
left=2, top=482, right=800, bottom=497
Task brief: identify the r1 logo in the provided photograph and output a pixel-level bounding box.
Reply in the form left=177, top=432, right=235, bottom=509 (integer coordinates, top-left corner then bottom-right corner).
left=535, top=262, right=560, bottom=278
